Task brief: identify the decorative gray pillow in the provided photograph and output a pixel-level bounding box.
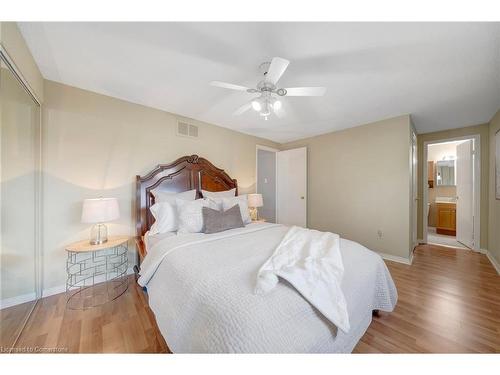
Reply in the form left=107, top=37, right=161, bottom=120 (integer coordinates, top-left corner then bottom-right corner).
left=202, top=204, right=244, bottom=234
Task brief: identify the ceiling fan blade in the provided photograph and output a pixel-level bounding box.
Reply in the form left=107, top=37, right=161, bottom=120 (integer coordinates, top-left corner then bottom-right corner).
left=210, top=81, right=250, bottom=91
left=233, top=102, right=253, bottom=116
left=265, top=57, right=290, bottom=85
left=284, top=87, right=326, bottom=96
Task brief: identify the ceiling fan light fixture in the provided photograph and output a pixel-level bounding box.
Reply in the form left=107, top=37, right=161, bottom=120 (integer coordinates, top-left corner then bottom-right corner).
left=273, top=99, right=282, bottom=110
left=260, top=101, right=271, bottom=117
left=251, top=99, right=262, bottom=112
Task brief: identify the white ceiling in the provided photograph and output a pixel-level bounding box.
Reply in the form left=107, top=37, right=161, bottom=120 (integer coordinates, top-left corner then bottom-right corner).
left=18, top=22, right=500, bottom=143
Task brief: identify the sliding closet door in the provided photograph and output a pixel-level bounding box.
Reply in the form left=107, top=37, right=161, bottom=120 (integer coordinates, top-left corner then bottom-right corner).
left=0, top=56, right=41, bottom=349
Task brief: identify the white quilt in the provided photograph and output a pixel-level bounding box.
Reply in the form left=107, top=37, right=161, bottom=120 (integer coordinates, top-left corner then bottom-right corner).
left=256, top=226, right=349, bottom=333
left=139, top=223, right=397, bottom=353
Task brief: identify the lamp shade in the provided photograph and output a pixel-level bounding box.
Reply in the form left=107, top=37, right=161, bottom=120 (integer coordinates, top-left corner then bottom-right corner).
left=247, top=193, right=263, bottom=208
left=81, top=198, right=120, bottom=224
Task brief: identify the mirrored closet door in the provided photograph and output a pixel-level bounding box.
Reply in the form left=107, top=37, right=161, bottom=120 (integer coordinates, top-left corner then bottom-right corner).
left=0, top=50, right=41, bottom=351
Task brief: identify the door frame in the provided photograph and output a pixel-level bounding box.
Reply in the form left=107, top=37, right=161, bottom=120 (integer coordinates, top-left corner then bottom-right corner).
left=423, top=134, right=481, bottom=251
left=256, top=145, right=279, bottom=222
left=410, top=128, right=418, bottom=253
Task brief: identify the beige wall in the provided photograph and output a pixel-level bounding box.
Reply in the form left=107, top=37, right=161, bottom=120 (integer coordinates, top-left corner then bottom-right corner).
left=416, top=124, right=489, bottom=248
left=489, top=109, right=500, bottom=264
left=0, top=22, right=44, bottom=102
left=42, top=80, right=278, bottom=292
left=282, top=115, right=413, bottom=260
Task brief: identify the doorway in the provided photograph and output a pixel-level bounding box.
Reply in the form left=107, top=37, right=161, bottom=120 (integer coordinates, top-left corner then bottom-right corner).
left=423, top=136, right=480, bottom=251
left=256, top=146, right=307, bottom=227
left=256, top=145, right=278, bottom=223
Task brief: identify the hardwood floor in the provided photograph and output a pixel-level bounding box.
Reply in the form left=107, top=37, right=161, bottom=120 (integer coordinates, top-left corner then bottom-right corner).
left=0, top=300, right=36, bottom=349
left=6, top=244, right=500, bottom=353
left=354, top=244, right=500, bottom=353
left=11, top=276, right=168, bottom=353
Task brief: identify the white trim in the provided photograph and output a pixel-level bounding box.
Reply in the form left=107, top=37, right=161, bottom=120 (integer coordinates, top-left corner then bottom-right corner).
left=422, top=134, right=481, bottom=251
left=0, top=292, right=37, bottom=310
left=256, top=144, right=280, bottom=153
left=0, top=44, right=41, bottom=105
left=378, top=252, right=413, bottom=265
left=486, top=251, right=500, bottom=275
left=42, top=267, right=135, bottom=298
left=410, top=128, right=418, bottom=251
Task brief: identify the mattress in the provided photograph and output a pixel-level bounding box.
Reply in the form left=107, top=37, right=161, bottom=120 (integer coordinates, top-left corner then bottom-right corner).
left=140, top=223, right=397, bottom=353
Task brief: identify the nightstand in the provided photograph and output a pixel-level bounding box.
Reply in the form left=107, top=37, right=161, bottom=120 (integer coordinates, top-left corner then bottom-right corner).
left=65, top=236, right=129, bottom=309
left=252, top=218, right=267, bottom=223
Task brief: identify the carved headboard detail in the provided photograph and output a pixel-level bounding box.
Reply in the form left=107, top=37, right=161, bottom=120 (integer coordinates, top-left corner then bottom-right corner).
left=136, top=155, right=238, bottom=239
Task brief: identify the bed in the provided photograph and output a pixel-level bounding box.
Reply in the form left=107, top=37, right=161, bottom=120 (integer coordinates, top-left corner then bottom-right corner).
left=136, top=155, right=397, bottom=353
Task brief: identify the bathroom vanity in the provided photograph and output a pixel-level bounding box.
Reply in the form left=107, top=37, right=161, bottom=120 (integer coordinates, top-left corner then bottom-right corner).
left=436, top=201, right=456, bottom=235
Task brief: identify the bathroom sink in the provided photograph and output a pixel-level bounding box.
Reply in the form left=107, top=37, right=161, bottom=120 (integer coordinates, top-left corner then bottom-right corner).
left=435, top=196, right=456, bottom=203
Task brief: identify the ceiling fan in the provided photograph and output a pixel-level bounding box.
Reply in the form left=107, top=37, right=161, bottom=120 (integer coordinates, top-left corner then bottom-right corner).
left=210, top=57, right=326, bottom=120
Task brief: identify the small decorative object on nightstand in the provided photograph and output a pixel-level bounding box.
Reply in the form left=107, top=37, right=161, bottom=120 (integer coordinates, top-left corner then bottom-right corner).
left=65, top=236, right=129, bottom=310
left=81, top=197, right=120, bottom=245
left=248, top=193, right=263, bottom=221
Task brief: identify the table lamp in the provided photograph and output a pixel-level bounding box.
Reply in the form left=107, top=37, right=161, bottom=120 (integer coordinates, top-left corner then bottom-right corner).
left=81, top=197, right=120, bottom=245
left=247, top=193, right=263, bottom=221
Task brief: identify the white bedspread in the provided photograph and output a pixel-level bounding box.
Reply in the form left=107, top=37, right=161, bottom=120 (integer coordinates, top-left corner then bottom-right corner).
left=139, top=223, right=397, bottom=353
left=256, top=226, right=349, bottom=333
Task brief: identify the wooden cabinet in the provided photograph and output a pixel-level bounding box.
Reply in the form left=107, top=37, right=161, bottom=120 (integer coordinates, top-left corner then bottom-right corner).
left=436, top=202, right=456, bottom=235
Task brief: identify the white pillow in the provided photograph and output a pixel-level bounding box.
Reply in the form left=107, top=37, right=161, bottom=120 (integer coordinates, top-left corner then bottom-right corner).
left=221, top=195, right=251, bottom=224
left=149, top=189, right=197, bottom=234
left=176, top=198, right=218, bottom=233
left=149, top=202, right=178, bottom=234
left=201, top=188, right=236, bottom=199
left=153, top=189, right=196, bottom=204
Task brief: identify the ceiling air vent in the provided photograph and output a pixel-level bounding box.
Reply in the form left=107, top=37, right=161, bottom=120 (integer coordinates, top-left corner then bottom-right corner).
left=177, top=121, right=199, bottom=139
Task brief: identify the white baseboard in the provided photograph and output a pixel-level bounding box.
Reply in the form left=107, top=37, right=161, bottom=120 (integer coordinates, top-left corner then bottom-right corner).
left=42, top=284, right=66, bottom=298
left=378, top=252, right=412, bottom=265
left=0, top=292, right=37, bottom=310
left=43, top=266, right=135, bottom=298
left=485, top=251, right=500, bottom=275
left=0, top=267, right=137, bottom=308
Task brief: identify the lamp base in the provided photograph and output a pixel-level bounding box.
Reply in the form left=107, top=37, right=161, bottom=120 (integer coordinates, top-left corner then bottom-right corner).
left=90, top=223, right=108, bottom=245
left=249, top=207, right=259, bottom=221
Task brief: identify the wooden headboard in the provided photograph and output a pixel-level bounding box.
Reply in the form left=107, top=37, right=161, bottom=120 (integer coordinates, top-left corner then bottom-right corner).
left=136, top=155, right=238, bottom=240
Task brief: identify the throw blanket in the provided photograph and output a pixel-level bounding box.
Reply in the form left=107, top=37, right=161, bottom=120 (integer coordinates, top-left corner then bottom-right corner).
left=255, top=226, right=350, bottom=333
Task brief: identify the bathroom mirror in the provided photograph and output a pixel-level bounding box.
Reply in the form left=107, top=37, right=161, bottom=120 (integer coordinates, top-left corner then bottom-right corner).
left=436, top=160, right=455, bottom=186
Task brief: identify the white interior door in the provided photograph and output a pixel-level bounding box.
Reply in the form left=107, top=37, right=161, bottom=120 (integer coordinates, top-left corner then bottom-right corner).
left=411, top=130, right=418, bottom=249
left=456, top=140, right=474, bottom=249
left=277, top=147, right=307, bottom=227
